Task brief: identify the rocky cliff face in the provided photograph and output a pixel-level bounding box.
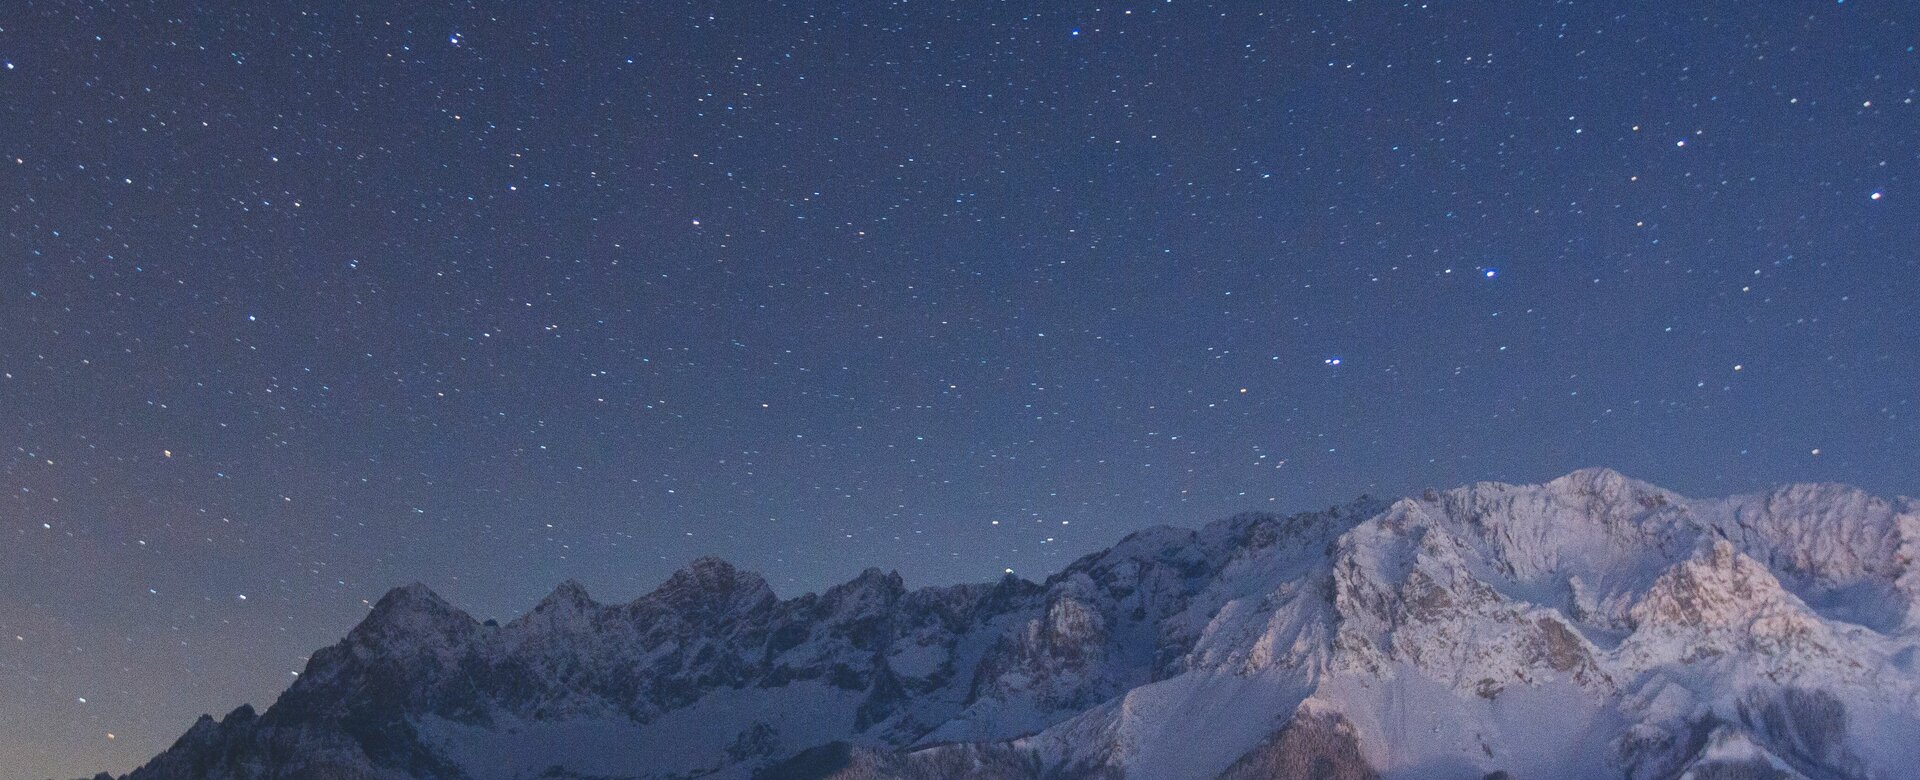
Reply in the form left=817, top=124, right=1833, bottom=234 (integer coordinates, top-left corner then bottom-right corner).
left=117, top=470, right=1920, bottom=780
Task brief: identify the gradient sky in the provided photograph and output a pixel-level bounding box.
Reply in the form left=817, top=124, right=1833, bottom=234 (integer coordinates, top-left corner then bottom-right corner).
left=3, top=1, right=1917, bottom=776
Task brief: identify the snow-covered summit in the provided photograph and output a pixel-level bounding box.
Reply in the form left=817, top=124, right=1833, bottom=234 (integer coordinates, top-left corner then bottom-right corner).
left=116, top=470, right=1920, bottom=780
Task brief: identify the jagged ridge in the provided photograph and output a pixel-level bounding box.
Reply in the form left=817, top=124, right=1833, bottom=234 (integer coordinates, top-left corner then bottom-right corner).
left=112, top=471, right=1920, bottom=780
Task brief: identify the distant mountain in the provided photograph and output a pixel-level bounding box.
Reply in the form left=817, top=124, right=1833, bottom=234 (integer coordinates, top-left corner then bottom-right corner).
left=111, top=469, right=1920, bottom=780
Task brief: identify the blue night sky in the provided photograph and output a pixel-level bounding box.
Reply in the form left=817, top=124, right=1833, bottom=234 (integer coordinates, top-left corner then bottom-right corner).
left=2, top=1, right=1916, bottom=775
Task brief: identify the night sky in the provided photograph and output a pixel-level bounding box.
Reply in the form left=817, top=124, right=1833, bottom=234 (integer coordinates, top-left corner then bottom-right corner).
left=3, top=1, right=1917, bottom=775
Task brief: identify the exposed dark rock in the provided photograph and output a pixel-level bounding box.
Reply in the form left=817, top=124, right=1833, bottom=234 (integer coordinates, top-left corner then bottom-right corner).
left=1216, top=709, right=1380, bottom=780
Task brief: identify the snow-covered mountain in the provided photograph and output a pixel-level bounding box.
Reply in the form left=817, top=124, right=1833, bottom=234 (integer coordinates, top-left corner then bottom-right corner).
left=113, top=469, right=1920, bottom=780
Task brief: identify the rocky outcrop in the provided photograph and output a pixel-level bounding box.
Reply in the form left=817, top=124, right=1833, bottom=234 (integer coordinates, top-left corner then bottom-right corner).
left=1216, top=709, right=1378, bottom=780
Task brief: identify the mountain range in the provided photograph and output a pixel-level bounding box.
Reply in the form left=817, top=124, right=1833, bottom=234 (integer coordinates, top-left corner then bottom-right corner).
left=101, top=469, right=1920, bottom=779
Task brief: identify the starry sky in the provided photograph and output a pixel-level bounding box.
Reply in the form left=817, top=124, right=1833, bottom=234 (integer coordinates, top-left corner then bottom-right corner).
left=2, top=1, right=1917, bottom=775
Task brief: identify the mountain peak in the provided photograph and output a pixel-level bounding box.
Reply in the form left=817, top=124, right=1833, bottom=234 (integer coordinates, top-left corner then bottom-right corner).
left=850, top=566, right=904, bottom=589
left=380, top=580, right=446, bottom=605
left=1631, top=539, right=1800, bottom=633
left=665, top=555, right=750, bottom=585
left=823, top=567, right=906, bottom=608
left=365, top=581, right=456, bottom=623
left=685, top=554, right=741, bottom=575
left=533, top=579, right=596, bottom=613
left=1547, top=466, right=1661, bottom=497
left=641, top=555, right=774, bottom=614
left=348, top=581, right=476, bottom=651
